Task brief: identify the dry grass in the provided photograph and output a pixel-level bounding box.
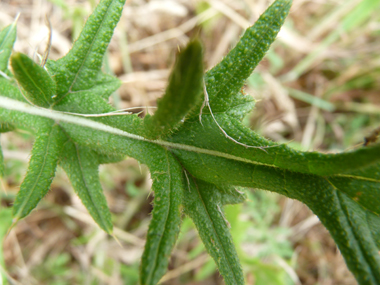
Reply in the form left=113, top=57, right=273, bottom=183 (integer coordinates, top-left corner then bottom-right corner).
left=1, top=0, right=379, bottom=284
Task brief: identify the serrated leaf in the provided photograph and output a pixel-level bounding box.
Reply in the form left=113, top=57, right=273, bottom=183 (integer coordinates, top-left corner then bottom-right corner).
left=12, top=124, right=67, bottom=220
left=11, top=52, right=56, bottom=107
left=299, top=184, right=380, bottom=284
left=2, top=67, right=380, bottom=285
left=175, top=159, right=380, bottom=284
left=59, top=142, right=113, bottom=234
left=183, top=176, right=245, bottom=285
left=144, top=39, right=204, bottom=139
left=169, top=113, right=380, bottom=177
left=0, top=21, right=17, bottom=72
left=93, top=71, right=122, bottom=100
left=53, top=72, right=122, bottom=108
left=140, top=148, right=184, bottom=285
left=51, top=0, right=126, bottom=101
left=203, top=0, right=291, bottom=113
left=0, top=76, right=26, bottom=102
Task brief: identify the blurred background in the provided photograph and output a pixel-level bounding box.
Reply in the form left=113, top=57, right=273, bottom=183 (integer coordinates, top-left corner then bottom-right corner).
left=0, top=0, right=379, bottom=284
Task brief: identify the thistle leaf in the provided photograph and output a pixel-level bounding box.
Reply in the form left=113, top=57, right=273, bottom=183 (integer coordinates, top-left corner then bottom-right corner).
left=172, top=154, right=380, bottom=284
left=0, top=96, right=53, bottom=132
left=0, top=77, right=26, bottom=102
left=140, top=148, right=184, bottom=285
left=51, top=0, right=126, bottom=101
left=11, top=52, right=56, bottom=107
left=12, top=124, right=67, bottom=220
left=219, top=186, right=246, bottom=205
left=144, top=39, right=204, bottom=139
left=59, top=142, right=113, bottom=234
left=169, top=113, right=380, bottom=176
left=300, top=183, right=380, bottom=284
left=183, top=177, right=245, bottom=285
left=93, top=72, right=122, bottom=100
left=0, top=21, right=17, bottom=72
left=203, top=0, right=292, bottom=113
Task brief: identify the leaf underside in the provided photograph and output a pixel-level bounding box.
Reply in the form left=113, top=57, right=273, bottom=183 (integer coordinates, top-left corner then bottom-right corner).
left=0, top=0, right=379, bottom=284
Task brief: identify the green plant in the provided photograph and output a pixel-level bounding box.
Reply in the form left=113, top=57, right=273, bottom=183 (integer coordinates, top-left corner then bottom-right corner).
left=0, top=0, right=379, bottom=284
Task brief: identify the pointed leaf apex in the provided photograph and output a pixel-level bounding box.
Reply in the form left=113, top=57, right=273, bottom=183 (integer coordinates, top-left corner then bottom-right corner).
left=144, top=39, right=204, bottom=139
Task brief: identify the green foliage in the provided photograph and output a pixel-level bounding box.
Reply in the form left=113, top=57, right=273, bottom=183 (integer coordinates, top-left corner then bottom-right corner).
left=0, top=0, right=379, bottom=284
left=11, top=52, right=57, bottom=107
left=12, top=123, right=66, bottom=220
left=183, top=177, right=245, bottom=284
left=144, top=39, right=204, bottom=139
left=0, top=21, right=17, bottom=74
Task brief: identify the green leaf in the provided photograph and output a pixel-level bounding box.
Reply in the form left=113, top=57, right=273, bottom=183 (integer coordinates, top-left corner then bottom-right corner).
left=0, top=77, right=26, bottom=102
left=144, top=39, right=204, bottom=139
left=175, top=158, right=380, bottom=284
left=366, top=209, right=380, bottom=249
left=169, top=113, right=380, bottom=176
left=299, top=184, right=380, bottom=284
left=51, top=0, right=126, bottom=102
left=93, top=71, right=122, bottom=100
left=219, top=186, right=246, bottom=206
left=0, top=21, right=17, bottom=72
left=203, top=0, right=291, bottom=113
left=59, top=142, right=113, bottom=234
left=0, top=96, right=53, bottom=132
left=140, top=148, right=184, bottom=285
left=53, top=90, right=147, bottom=137
left=183, top=176, right=245, bottom=285
left=327, top=175, right=380, bottom=215
left=96, top=151, right=126, bottom=164
left=12, top=124, right=67, bottom=220
left=0, top=121, right=14, bottom=133
left=11, top=52, right=56, bottom=108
